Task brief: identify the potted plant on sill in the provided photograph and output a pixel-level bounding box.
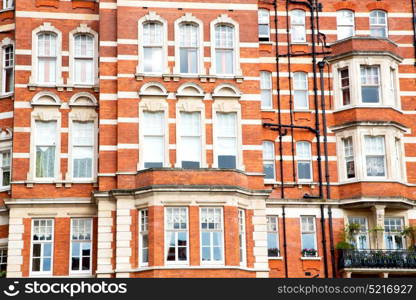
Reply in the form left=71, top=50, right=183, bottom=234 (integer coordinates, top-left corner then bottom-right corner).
left=401, top=226, right=416, bottom=251
left=302, top=248, right=317, bottom=257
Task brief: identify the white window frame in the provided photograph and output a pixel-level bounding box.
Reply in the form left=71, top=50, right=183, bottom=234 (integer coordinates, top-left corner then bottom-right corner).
left=342, top=136, right=355, bottom=180
left=34, top=120, right=58, bottom=181
left=238, top=209, right=246, bottom=266
left=384, top=217, right=405, bottom=250
left=70, top=218, right=93, bottom=274
left=370, top=10, right=388, bottom=38
left=0, top=247, right=7, bottom=272
left=2, top=0, right=13, bottom=9
left=68, top=25, right=98, bottom=87
left=138, top=209, right=149, bottom=267
left=296, top=141, right=313, bottom=182
left=290, top=10, right=306, bottom=43
left=339, top=67, right=351, bottom=106
left=70, top=121, right=95, bottom=181
left=348, top=216, right=369, bottom=250
left=260, top=71, right=273, bottom=109
left=267, top=216, right=280, bottom=258
left=293, top=72, right=309, bottom=110
left=29, top=23, right=63, bottom=87
left=337, top=10, right=355, bottom=40
left=0, top=38, right=14, bottom=96
left=215, top=112, right=238, bottom=169
left=258, top=8, right=270, bottom=41
left=210, top=14, right=241, bottom=77
left=0, top=150, right=11, bottom=188
left=200, top=207, right=224, bottom=265
left=263, top=141, right=275, bottom=181
left=174, top=14, right=204, bottom=76
left=300, top=216, right=318, bottom=257
left=1, top=44, right=13, bottom=95
left=360, top=65, right=381, bottom=104
left=30, top=219, right=54, bottom=276
left=364, top=135, right=387, bottom=179
left=164, top=207, right=189, bottom=265
left=178, top=111, right=202, bottom=169
left=137, top=12, right=168, bottom=76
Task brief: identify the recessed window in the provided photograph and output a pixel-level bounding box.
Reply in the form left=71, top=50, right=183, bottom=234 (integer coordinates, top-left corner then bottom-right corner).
left=343, top=137, right=355, bottom=179
left=2, top=45, right=14, bottom=94
left=267, top=216, right=280, bottom=257
left=293, top=72, right=308, bottom=109
left=364, top=136, right=386, bottom=177
left=348, top=217, right=369, bottom=250
left=200, top=207, right=223, bottom=264
left=258, top=9, right=270, bottom=41
left=360, top=65, right=380, bottom=104
left=139, top=209, right=149, bottom=266
left=74, top=34, right=94, bottom=85
left=216, top=112, right=237, bottom=169
left=296, top=141, right=312, bottom=181
left=238, top=209, right=246, bottom=265
left=263, top=141, right=275, bottom=180
left=37, top=33, right=57, bottom=84
left=370, top=10, right=388, bottom=38
left=384, top=218, right=405, bottom=250
left=179, top=112, right=201, bottom=169
left=339, top=68, right=351, bottom=106
left=301, top=216, right=317, bottom=257
left=35, top=121, right=57, bottom=178
left=143, top=111, right=165, bottom=168
left=70, top=218, right=92, bottom=273
left=290, top=10, right=306, bottom=43
left=215, top=24, right=235, bottom=75
left=0, top=150, right=10, bottom=187
left=31, top=219, right=53, bottom=273
left=260, top=71, right=272, bottom=109
left=142, top=22, right=164, bottom=73
left=165, top=207, right=188, bottom=263
left=0, top=248, right=7, bottom=272
left=179, top=23, right=199, bottom=74
left=72, top=121, right=94, bottom=179
left=337, top=10, right=355, bottom=40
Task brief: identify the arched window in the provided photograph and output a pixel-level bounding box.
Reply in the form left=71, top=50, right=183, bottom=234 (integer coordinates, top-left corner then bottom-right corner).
left=293, top=72, right=308, bottom=109
left=258, top=9, right=270, bottom=41
left=215, top=24, right=235, bottom=75
left=263, top=141, right=275, bottom=180
left=142, top=22, right=164, bottom=73
left=290, top=10, right=306, bottom=43
left=370, top=10, right=388, bottom=38
left=337, top=10, right=355, bottom=40
left=296, top=141, right=312, bottom=181
left=2, top=45, right=14, bottom=94
left=260, top=71, right=272, bottom=109
left=37, top=33, right=57, bottom=84
left=179, top=23, right=199, bottom=74
left=74, top=34, right=94, bottom=85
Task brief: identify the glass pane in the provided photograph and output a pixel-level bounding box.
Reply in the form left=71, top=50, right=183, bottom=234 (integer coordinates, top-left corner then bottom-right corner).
left=32, top=258, right=41, bottom=272
left=82, top=257, right=90, bottom=270
left=264, top=163, right=275, bottom=179
left=180, top=48, right=198, bottom=73
left=302, top=233, right=316, bottom=250
left=298, top=162, right=311, bottom=180
left=366, top=157, right=385, bottom=176
left=215, top=50, right=233, bottom=74
left=71, top=257, right=80, bottom=271
left=267, top=233, right=279, bottom=256
left=218, top=155, right=236, bottom=169
left=201, top=232, right=210, bottom=246
left=361, top=86, right=380, bottom=103
left=202, top=247, right=210, bottom=261
left=33, top=244, right=41, bottom=257
left=143, top=47, right=163, bottom=72
left=43, top=257, right=51, bottom=271
left=72, top=242, right=80, bottom=257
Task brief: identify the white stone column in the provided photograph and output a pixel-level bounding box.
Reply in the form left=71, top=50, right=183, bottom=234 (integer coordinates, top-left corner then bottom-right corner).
left=251, top=198, right=269, bottom=278
left=372, top=205, right=386, bottom=249
left=6, top=212, right=24, bottom=278
left=96, top=198, right=116, bottom=278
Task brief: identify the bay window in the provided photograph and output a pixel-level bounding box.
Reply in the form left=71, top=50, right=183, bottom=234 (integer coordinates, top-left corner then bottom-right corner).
left=165, top=207, right=188, bottom=264
left=37, top=33, right=57, bottom=84
left=215, top=24, right=234, bottom=75
left=258, top=9, right=270, bottom=41
left=293, top=72, right=308, bottom=109
left=179, top=112, right=201, bottom=169
left=238, top=209, right=246, bottom=265
left=142, top=22, right=164, bottom=73
left=267, top=216, right=280, bottom=257
left=384, top=218, right=405, bottom=250
left=139, top=209, right=149, bottom=266
left=296, top=141, right=312, bottom=181
left=2, top=45, right=13, bottom=94
left=370, top=10, right=388, bottom=38
left=360, top=65, right=380, bottom=104
left=290, top=10, right=306, bottom=43
left=72, top=121, right=94, bottom=179
left=70, top=218, right=92, bottom=273
left=143, top=111, right=165, bottom=168
left=0, top=150, right=10, bottom=187
left=35, top=121, right=57, bottom=179
left=74, top=34, right=94, bottom=85
left=260, top=71, right=272, bottom=109
left=31, top=219, right=53, bottom=274
left=364, top=136, right=386, bottom=177
left=216, top=112, right=237, bottom=169
left=339, top=68, right=351, bottom=106
left=200, top=207, right=223, bottom=264
left=263, top=141, right=275, bottom=180
left=348, top=217, right=369, bottom=250
left=343, top=137, right=355, bottom=179
left=179, top=23, right=199, bottom=74
left=301, top=216, right=317, bottom=257
left=337, top=10, right=355, bottom=40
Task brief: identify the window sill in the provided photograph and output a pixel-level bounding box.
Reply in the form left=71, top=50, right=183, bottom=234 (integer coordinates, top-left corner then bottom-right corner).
left=264, top=179, right=278, bottom=185
left=66, top=84, right=99, bottom=92
left=268, top=256, right=283, bottom=260
left=334, top=105, right=403, bottom=114
left=0, top=8, right=14, bottom=13
left=300, top=256, right=321, bottom=261
left=261, top=108, right=275, bottom=112
left=338, top=179, right=405, bottom=185
left=259, top=41, right=273, bottom=45
left=0, top=93, right=13, bottom=99
left=293, top=109, right=311, bottom=113
left=0, top=186, right=10, bottom=192
left=28, top=83, right=66, bottom=91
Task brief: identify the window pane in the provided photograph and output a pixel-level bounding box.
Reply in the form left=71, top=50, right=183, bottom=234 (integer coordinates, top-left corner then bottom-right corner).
left=143, top=47, right=163, bottom=73
left=215, top=50, right=233, bottom=74
left=361, top=87, right=379, bottom=103
left=180, top=48, right=198, bottom=73
left=298, top=162, right=311, bottom=180
left=302, top=233, right=316, bottom=249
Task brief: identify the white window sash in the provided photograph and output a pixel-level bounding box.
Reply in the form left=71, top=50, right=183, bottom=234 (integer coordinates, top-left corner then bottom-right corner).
left=139, top=209, right=149, bottom=266
left=70, top=218, right=92, bottom=273
left=31, top=219, right=54, bottom=274
left=165, top=207, right=188, bottom=264
left=200, top=207, right=224, bottom=265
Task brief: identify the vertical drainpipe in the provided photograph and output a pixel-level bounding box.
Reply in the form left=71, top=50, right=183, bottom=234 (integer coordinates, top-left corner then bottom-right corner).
left=282, top=206, right=289, bottom=278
